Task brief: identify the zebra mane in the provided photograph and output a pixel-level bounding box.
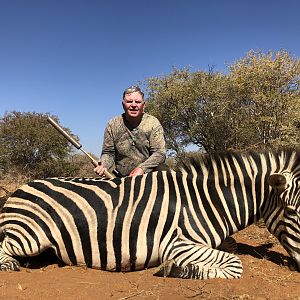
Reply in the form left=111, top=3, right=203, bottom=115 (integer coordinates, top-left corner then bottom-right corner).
left=176, top=148, right=300, bottom=174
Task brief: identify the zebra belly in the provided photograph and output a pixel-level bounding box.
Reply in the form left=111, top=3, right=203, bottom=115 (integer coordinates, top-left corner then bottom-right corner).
left=1, top=224, right=159, bottom=272
left=102, top=231, right=161, bottom=272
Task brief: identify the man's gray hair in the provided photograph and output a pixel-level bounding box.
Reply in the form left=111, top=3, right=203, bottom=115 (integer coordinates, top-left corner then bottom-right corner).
left=123, top=86, right=144, bottom=99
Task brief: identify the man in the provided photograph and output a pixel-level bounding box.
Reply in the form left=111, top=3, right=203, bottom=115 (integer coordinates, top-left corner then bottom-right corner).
left=94, top=86, right=166, bottom=177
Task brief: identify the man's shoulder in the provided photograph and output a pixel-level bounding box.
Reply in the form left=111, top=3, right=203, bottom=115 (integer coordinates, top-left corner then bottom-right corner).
left=140, top=114, right=164, bottom=133
left=143, top=113, right=161, bottom=124
left=105, top=115, right=125, bottom=133
left=107, top=115, right=123, bottom=125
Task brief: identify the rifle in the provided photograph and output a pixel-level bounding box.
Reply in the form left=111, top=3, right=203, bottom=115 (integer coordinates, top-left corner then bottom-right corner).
left=47, top=117, right=114, bottom=180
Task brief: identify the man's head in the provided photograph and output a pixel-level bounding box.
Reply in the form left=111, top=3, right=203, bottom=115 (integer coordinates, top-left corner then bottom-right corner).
left=122, top=86, right=145, bottom=122
left=122, top=86, right=144, bottom=100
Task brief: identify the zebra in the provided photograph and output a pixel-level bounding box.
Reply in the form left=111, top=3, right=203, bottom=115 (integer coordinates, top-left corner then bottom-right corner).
left=0, top=149, right=299, bottom=279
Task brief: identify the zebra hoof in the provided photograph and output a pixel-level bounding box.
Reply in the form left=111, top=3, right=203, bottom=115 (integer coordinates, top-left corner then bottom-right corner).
left=0, top=261, right=20, bottom=272
left=288, top=259, right=300, bottom=272
left=154, top=259, right=182, bottom=278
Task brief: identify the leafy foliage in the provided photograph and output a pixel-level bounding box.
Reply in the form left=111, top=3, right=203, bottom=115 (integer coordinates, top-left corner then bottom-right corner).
left=145, top=50, right=300, bottom=155
left=0, top=111, right=80, bottom=179
left=229, top=50, right=300, bottom=149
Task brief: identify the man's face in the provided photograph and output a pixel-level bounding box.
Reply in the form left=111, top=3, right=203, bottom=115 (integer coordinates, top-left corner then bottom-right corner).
left=122, top=91, right=145, bottom=119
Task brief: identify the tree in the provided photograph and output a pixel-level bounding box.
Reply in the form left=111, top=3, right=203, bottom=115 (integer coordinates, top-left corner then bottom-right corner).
left=0, top=111, right=80, bottom=179
left=71, top=153, right=99, bottom=177
left=145, top=68, right=238, bottom=154
left=229, top=50, right=300, bottom=149
left=145, top=68, right=192, bottom=156
left=145, top=50, right=300, bottom=155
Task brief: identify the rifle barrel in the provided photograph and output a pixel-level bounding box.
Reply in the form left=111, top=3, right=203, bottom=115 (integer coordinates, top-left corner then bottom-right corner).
left=47, top=117, right=114, bottom=179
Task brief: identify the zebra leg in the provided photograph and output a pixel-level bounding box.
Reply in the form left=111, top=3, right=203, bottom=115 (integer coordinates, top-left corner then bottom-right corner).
left=218, top=237, right=237, bottom=253
left=0, top=231, right=20, bottom=271
left=154, top=238, right=243, bottom=279
left=0, top=248, right=20, bottom=271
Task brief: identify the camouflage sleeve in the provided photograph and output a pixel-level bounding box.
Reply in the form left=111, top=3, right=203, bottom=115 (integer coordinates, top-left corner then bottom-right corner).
left=139, top=121, right=166, bottom=173
left=100, top=124, right=115, bottom=171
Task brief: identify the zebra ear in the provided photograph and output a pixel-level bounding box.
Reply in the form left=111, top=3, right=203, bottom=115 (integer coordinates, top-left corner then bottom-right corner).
left=269, top=173, right=287, bottom=193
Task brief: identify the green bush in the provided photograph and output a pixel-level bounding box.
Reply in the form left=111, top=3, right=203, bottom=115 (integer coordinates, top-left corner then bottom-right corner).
left=0, top=111, right=80, bottom=179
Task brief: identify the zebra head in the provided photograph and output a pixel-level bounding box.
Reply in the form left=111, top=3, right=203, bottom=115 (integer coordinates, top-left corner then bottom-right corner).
left=266, top=171, right=300, bottom=272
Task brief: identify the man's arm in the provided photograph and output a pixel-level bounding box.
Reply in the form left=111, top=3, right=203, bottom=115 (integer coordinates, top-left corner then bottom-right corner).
left=139, top=121, right=166, bottom=173
left=100, top=124, right=116, bottom=169
left=94, top=124, right=115, bottom=177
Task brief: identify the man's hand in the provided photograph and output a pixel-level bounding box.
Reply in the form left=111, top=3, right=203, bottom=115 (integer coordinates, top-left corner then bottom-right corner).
left=94, top=163, right=107, bottom=178
left=129, top=167, right=144, bottom=177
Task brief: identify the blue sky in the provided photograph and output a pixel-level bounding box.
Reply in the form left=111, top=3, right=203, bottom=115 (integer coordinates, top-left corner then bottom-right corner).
left=1, top=0, right=299, bottom=156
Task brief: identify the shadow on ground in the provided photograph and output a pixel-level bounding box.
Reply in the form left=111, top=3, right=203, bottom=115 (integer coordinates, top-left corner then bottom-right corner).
left=237, top=242, right=292, bottom=268
left=17, top=249, right=65, bottom=269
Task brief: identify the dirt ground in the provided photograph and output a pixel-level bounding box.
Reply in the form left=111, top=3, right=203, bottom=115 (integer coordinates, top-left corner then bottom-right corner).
left=0, top=185, right=300, bottom=299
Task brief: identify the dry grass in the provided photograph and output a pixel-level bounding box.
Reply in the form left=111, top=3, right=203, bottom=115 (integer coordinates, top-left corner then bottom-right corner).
left=0, top=173, right=29, bottom=195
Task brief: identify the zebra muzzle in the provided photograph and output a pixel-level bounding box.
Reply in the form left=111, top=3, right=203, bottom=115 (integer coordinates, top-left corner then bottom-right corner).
left=288, top=259, right=300, bottom=272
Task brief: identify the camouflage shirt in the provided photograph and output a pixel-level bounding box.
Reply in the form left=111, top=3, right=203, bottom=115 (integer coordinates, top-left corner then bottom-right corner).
left=100, top=113, right=166, bottom=176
